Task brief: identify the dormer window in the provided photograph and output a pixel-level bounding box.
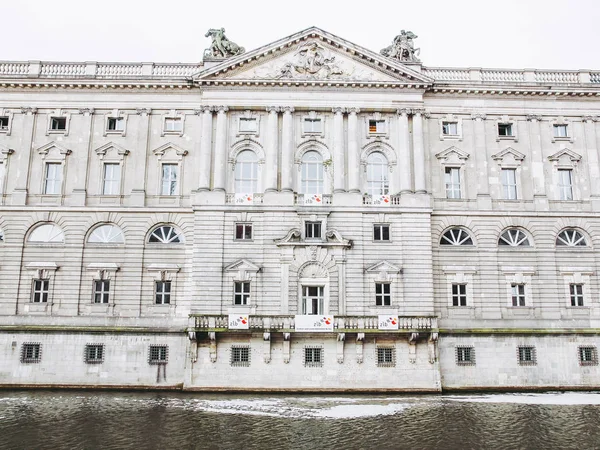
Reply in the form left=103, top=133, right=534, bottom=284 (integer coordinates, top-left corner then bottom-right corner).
left=239, top=118, right=257, bottom=133
left=369, top=120, right=386, bottom=134
left=498, top=123, right=514, bottom=137
left=107, top=117, right=125, bottom=132
left=50, top=117, right=67, bottom=131
left=164, top=117, right=183, bottom=133
left=442, top=122, right=458, bottom=136
left=553, top=124, right=568, bottom=138
left=305, top=221, right=322, bottom=239
left=303, top=118, right=322, bottom=134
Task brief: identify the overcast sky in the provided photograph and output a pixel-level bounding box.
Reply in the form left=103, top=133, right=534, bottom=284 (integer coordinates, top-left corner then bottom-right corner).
left=2, top=0, right=598, bottom=69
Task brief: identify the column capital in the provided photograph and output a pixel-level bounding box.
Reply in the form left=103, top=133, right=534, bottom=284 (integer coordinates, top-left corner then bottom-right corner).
left=582, top=115, right=599, bottom=123
left=20, top=107, right=38, bottom=115
left=470, top=113, right=487, bottom=121
left=396, top=108, right=411, bottom=116
left=281, top=106, right=295, bottom=114
left=136, top=108, right=151, bottom=116
left=78, top=108, right=95, bottom=116
left=215, top=105, right=229, bottom=114
left=195, top=105, right=213, bottom=115
left=347, top=107, right=360, bottom=115
left=266, top=106, right=280, bottom=113
left=412, top=108, right=428, bottom=116
left=526, top=114, right=542, bottom=122
left=332, top=107, right=346, bottom=115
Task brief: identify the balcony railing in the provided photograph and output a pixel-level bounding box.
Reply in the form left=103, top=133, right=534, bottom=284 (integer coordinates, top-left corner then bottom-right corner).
left=294, top=194, right=333, bottom=205
left=191, top=315, right=437, bottom=332
left=225, top=193, right=264, bottom=205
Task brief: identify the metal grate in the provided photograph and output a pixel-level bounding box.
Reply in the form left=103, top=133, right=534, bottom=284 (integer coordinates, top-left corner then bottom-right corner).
left=456, top=346, right=476, bottom=366
left=303, top=346, right=323, bottom=367
left=84, top=344, right=104, bottom=364
left=579, top=346, right=598, bottom=366
left=517, top=346, right=537, bottom=366
left=376, top=347, right=396, bottom=367
left=148, top=345, right=168, bottom=365
left=21, top=343, right=41, bottom=363
left=230, top=346, right=250, bottom=367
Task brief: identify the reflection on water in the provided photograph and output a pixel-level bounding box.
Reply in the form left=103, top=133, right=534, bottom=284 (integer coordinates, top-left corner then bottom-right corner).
left=0, top=391, right=599, bottom=449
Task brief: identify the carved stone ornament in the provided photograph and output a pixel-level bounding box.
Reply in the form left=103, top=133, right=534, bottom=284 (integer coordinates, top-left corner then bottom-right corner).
left=276, top=42, right=345, bottom=79
left=204, top=28, right=245, bottom=59
left=380, top=30, right=420, bottom=62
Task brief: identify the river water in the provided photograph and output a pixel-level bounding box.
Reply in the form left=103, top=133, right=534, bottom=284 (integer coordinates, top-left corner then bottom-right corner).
left=1, top=390, right=600, bottom=449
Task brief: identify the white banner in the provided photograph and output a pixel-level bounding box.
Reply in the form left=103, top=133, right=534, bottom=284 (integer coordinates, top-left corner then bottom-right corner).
left=294, top=315, right=334, bottom=332
left=378, top=315, right=399, bottom=330
left=303, top=194, right=323, bottom=205
left=234, top=193, right=254, bottom=205
left=228, top=314, right=249, bottom=330
left=372, top=195, right=391, bottom=206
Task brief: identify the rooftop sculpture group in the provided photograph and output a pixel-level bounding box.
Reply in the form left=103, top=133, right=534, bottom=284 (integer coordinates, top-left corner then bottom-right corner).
left=380, top=30, right=420, bottom=62
left=204, top=28, right=245, bottom=59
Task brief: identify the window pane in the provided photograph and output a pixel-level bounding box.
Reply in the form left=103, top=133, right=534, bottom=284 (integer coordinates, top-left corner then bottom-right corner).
left=161, top=164, right=178, bottom=195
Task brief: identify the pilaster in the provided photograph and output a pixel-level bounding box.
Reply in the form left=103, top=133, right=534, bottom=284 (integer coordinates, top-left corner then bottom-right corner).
left=281, top=107, right=295, bottom=192
left=332, top=107, right=346, bottom=193
left=12, top=107, right=37, bottom=205
left=347, top=107, right=360, bottom=193
left=213, top=106, right=229, bottom=192
left=412, top=109, right=427, bottom=194
left=471, top=113, right=491, bottom=209
left=397, top=108, right=412, bottom=193
left=197, top=106, right=213, bottom=192
left=265, top=106, right=279, bottom=192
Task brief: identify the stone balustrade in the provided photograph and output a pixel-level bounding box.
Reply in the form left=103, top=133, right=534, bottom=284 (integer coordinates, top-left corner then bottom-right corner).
left=424, top=67, right=597, bottom=84
left=192, top=315, right=438, bottom=332
left=225, top=193, right=264, bottom=204
left=294, top=194, right=333, bottom=205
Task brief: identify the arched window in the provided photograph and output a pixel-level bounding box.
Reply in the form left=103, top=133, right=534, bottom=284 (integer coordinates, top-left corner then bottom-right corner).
left=440, top=228, right=473, bottom=246
left=301, top=151, right=324, bottom=194
left=88, top=224, right=125, bottom=244
left=28, top=223, right=64, bottom=243
left=556, top=229, right=587, bottom=247
left=234, top=150, right=258, bottom=193
left=148, top=225, right=183, bottom=244
left=498, top=228, right=530, bottom=247
left=366, top=152, right=389, bottom=196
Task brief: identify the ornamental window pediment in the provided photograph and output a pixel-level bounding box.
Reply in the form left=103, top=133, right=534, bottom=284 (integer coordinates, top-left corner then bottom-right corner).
left=224, top=259, right=261, bottom=280
left=435, top=146, right=469, bottom=165
left=365, top=261, right=401, bottom=282
left=491, top=147, right=525, bottom=167
left=94, top=142, right=130, bottom=161
left=548, top=148, right=581, bottom=168
left=36, top=142, right=71, bottom=160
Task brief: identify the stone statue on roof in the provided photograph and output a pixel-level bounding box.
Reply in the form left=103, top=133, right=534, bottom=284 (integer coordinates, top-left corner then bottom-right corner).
left=204, top=28, right=245, bottom=59
left=380, top=30, right=420, bottom=63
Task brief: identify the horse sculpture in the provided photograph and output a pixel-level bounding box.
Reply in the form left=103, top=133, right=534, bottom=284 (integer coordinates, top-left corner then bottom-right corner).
left=204, top=28, right=245, bottom=59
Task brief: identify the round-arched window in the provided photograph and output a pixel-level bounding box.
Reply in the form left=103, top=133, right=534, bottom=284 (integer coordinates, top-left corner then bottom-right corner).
left=301, top=151, right=323, bottom=195
left=148, top=225, right=183, bottom=244
left=28, top=223, right=64, bottom=243
left=556, top=229, right=587, bottom=247
left=440, top=228, right=473, bottom=246
left=234, top=150, right=259, bottom=193
left=366, top=152, right=389, bottom=196
left=88, top=224, right=125, bottom=244
left=498, top=228, right=530, bottom=247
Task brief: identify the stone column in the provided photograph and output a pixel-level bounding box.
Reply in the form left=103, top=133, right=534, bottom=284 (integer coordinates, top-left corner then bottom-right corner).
left=583, top=116, right=600, bottom=203
left=12, top=107, right=37, bottom=205
left=197, top=106, right=213, bottom=191
left=527, top=115, right=546, bottom=202
left=347, top=108, right=361, bottom=193
left=280, top=107, right=295, bottom=192
left=471, top=113, right=490, bottom=206
left=397, top=108, right=412, bottom=193
left=265, top=106, right=279, bottom=192
left=412, top=109, right=427, bottom=193
left=332, top=107, right=346, bottom=193
left=213, top=106, right=229, bottom=192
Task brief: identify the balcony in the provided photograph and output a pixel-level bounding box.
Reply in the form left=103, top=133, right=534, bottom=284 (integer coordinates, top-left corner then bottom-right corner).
left=190, top=315, right=438, bottom=333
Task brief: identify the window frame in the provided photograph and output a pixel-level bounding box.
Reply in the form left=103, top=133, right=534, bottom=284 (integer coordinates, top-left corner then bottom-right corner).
left=511, top=283, right=526, bottom=307
left=235, top=223, right=253, bottom=241
left=444, top=166, right=462, bottom=199
left=106, top=117, right=125, bottom=133
left=558, top=168, right=574, bottom=201
left=553, top=124, right=569, bottom=139
left=48, top=116, right=68, bottom=132
left=440, top=228, right=474, bottom=246
left=234, top=281, right=250, bottom=306
left=501, top=168, right=518, bottom=200
left=373, top=224, right=390, bottom=242
left=569, top=283, right=584, bottom=307
left=92, top=279, right=111, bottom=304
left=517, top=346, right=537, bottom=366
left=163, top=117, right=183, bottom=134
left=556, top=229, right=587, bottom=247
left=579, top=346, right=598, bottom=366
left=376, top=346, right=396, bottom=367
left=442, top=121, right=459, bottom=137
left=303, top=346, right=324, bottom=367
left=160, top=163, right=179, bottom=196
left=148, top=225, right=183, bottom=244
left=452, top=283, right=467, bottom=307
left=366, top=152, right=390, bottom=196
left=230, top=345, right=250, bottom=367
left=31, top=278, right=50, bottom=303
left=155, top=280, right=172, bottom=305
left=234, top=150, right=259, bottom=194
left=375, top=282, right=391, bottom=306
left=300, top=151, right=325, bottom=195
left=303, top=118, right=323, bottom=135
left=304, top=221, right=322, bottom=240
left=456, top=346, right=475, bottom=366
left=43, top=162, right=63, bottom=195
left=84, top=344, right=105, bottom=364
left=102, top=162, right=122, bottom=196
left=301, top=285, right=325, bottom=315
left=148, top=345, right=168, bottom=365
left=498, top=228, right=531, bottom=247
left=21, top=343, right=42, bottom=363
left=497, top=122, right=514, bottom=138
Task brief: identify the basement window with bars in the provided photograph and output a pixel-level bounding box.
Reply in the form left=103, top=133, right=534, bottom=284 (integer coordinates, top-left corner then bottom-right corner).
left=517, top=346, right=537, bottom=366
left=303, top=346, right=323, bottom=367
left=148, top=345, right=168, bottom=365
left=230, top=346, right=250, bottom=367
left=21, top=343, right=42, bottom=363
left=84, top=344, right=105, bottom=364
left=376, top=347, right=396, bottom=367
left=579, top=346, right=598, bottom=366
left=456, top=346, right=476, bottom=366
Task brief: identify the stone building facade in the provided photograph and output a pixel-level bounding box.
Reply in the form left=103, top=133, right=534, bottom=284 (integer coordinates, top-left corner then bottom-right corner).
left=0, top=27, right=599, bottom=391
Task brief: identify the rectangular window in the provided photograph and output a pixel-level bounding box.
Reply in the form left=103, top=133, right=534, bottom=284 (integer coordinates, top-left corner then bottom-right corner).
left=498, top=123, right=514, bottom=137
left=303, top=346, right=323, bottom=367
left=558, top=169, right=573, bottom=201
left=21, top=343, right=41, bottom=363
left=93, top=279, right=110, bottom=304
left=570, top=284, right=584, bottom=307
left=445, top=167, right=461, bottom=199
left=369, top=120, right=386, bottom=134
left=0, top=116, right=8, bottom=131
left=239, top=118, right=257, bottom=133
left=102, top=163, right=121, bottom=195
left=32, top=279, right=49, bottom=303
left=511, top=284, right=526, bottom=307
left=303, top=118, right=322, bottom=134
left=373, top=224, right=390, bottom=242
left=375, top=283, right=391, bottom=306
left=452, top=283, right=467, bottom=307
left=164, top=117, right=182, bottom=132
left=161, top=164, right=178, bottom=196
left=84, top=344, right=104, bottom=364
left=456, top=346, right=475, bottom=366
left=301, top=285, right=324, bottom=315
left=234, top=281, right=250, bottom=305
left=235, top=223, right=253, bottom=240
left=305, top=221, right=322, bottom=239
left=376, top=347, right=395, bottom=367
left=579, top=346, right=598, bottom=366
left=501, top=168, right=518, bottom=200
left=553, top=124, right=568, bottom=138
left=230, top=346, right=250, bottom=367
left=106, top=117, right=124, bottom=132
left=155, top=281, right=171, bottom=305
left=517, top=346, right=537, bottom=366
left=442, top=121, right=458, bottom=136
left=44, top=162, right=63, bottom=195
left=50, top=117, right=67, bottom=131
left=148, top=345, right=168, bottom=364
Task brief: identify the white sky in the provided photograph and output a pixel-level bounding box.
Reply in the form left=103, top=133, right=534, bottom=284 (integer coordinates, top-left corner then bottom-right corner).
left=2, top=0, right=599, bottom=69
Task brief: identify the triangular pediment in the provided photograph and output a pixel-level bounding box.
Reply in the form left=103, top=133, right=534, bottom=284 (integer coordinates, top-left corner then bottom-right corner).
left=194, top=27, right=432, bottom=86
left=492, top=147, right=525, bottom=163
left=435, top=146, right=469, bottom=162
left=95, top=142, right=130, bottom=158
left=224, top=259, right=261, bottom=273
left=365, top=260, right=401, bottom=274
left=36, top=141, right=71, bottom=158
left=548, top=148, right=582, bottom=162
